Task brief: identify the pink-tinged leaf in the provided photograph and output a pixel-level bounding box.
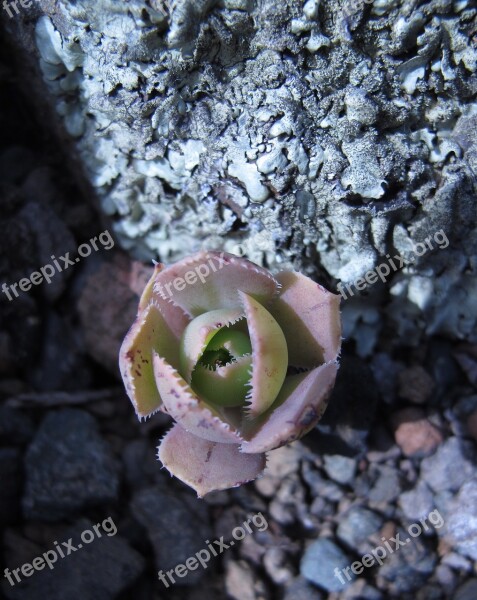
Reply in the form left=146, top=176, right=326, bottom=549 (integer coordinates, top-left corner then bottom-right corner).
left=137, top=263, right=163, bottom=314
left=240, top=292, right=288, bottom=418
left=270, top=271, right=341, bottom=368
left=192, top=355, right=253, bottom=407
left=119, top=302, right=186, bottom=419
left=158, top=424, right=266, bottom=497
left=153, top=251, right=279, bottom=317
left=137, top=263, right=192, bottom=340
left=241, top=361, right=338, bottom=453
left=179, top=308, right=244, bottom=383
left=152, top=352, right=243, bottom=443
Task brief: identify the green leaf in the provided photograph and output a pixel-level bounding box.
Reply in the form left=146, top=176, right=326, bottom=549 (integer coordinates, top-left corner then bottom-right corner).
left=179, top=308, right=243, bottom=383
left=192, top=355, right=253, bottom=407
left=119, top=302, right=187, bottom=418
left=239, top=292, right=289, bottom=418
left=207, top=328, right=252, bottom=358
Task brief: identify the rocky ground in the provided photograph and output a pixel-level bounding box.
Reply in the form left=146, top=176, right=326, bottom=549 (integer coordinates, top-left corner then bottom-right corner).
left=1, top=4, right=477, bottom=600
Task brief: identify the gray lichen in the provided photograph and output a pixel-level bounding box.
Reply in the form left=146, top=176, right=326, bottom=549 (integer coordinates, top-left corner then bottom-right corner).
left=20, top=0, right=477, bottom=345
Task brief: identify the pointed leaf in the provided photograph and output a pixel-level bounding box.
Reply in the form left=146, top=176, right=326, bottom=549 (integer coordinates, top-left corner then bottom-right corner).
left=152, top=352, right=243, bottom=443
left=240, top=292, right=288, bottom=418
left=269, top=271, right=341, bottom=368
left=119, top=302, right=186, bottom=418
left=158, top=424, right=266, bottom=497
left=153, top=251, right=279, bottom=317
left=137, top=263, right=163, bottom=313
left=192, top=355, right=253, bottom=407
left=241, top=361, right=338, bottom=453
left=179, top=308, right=244, bottom=383
left=137, top=263, right=192, bottom=339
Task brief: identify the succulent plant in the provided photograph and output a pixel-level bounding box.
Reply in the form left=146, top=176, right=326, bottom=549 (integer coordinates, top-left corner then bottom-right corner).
left=119, top=251, right=341, bottom=497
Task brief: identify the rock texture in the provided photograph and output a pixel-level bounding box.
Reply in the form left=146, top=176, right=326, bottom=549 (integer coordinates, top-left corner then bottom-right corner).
left=1, top=8, right=477, bottom=600
left=2, top=0, right=477, bottom=350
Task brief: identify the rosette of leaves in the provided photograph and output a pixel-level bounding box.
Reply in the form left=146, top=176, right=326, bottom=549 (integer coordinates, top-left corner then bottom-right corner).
left=120, top=251, right=341, bottom=497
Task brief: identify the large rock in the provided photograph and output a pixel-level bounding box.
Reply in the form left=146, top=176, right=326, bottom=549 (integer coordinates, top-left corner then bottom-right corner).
left=307, top=356, right=379, bottom=456
left=0, top=405, right=35, bottom=445
left=23, top=409, right=120, bottom=520
left=3, top=0, right=477, bottom=349
left=131, top=484, right=213, bottom=584
left=0, top=448, right=22, bottom=530
left=453, top=579, right=477, bottom=600
left=1, top=519, right=144, bottom=600
left=77, top=254, right=152, bottom=374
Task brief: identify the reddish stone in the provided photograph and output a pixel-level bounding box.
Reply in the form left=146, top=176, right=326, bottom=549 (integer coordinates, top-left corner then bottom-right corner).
left=392, top=408, right=443, bottom=457
left=77, top=254, right=153, bottom=375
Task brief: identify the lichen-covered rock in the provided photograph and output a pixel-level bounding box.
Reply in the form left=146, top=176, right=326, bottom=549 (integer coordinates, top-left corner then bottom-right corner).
left=3, top=0, right=477, bottom=344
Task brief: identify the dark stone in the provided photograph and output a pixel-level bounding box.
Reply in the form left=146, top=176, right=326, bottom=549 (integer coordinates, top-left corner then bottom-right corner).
left=76, top=254, right=141, bottom=375
left=0, top=405, right=35, bottom=445
left=23, top=409, right=120, bottom=520
left=451, top=395, right=477, bottom=439
left=304, top=356, right=379, bottom=457
left=18, top=201, right=76, bottom=302
left=0, top=146, right=37, bottom=185
left=453, top=579, right=477, bottom=600
left=0, top=294, right=41, bottom=373
left=131, top=484, right=213, bottom=584
left=122, top=438, right=158, bottom=488
left=370, top=352, right=403, bottom=405
left=29, top=311, right=92, bottom=392
left=378, top=529, right=437, bottom=593
left=426, top=338, right=462, bottom=396
left=0, top=448, right=22, bottom=529
left=1, top=518, right=144, bottom=600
